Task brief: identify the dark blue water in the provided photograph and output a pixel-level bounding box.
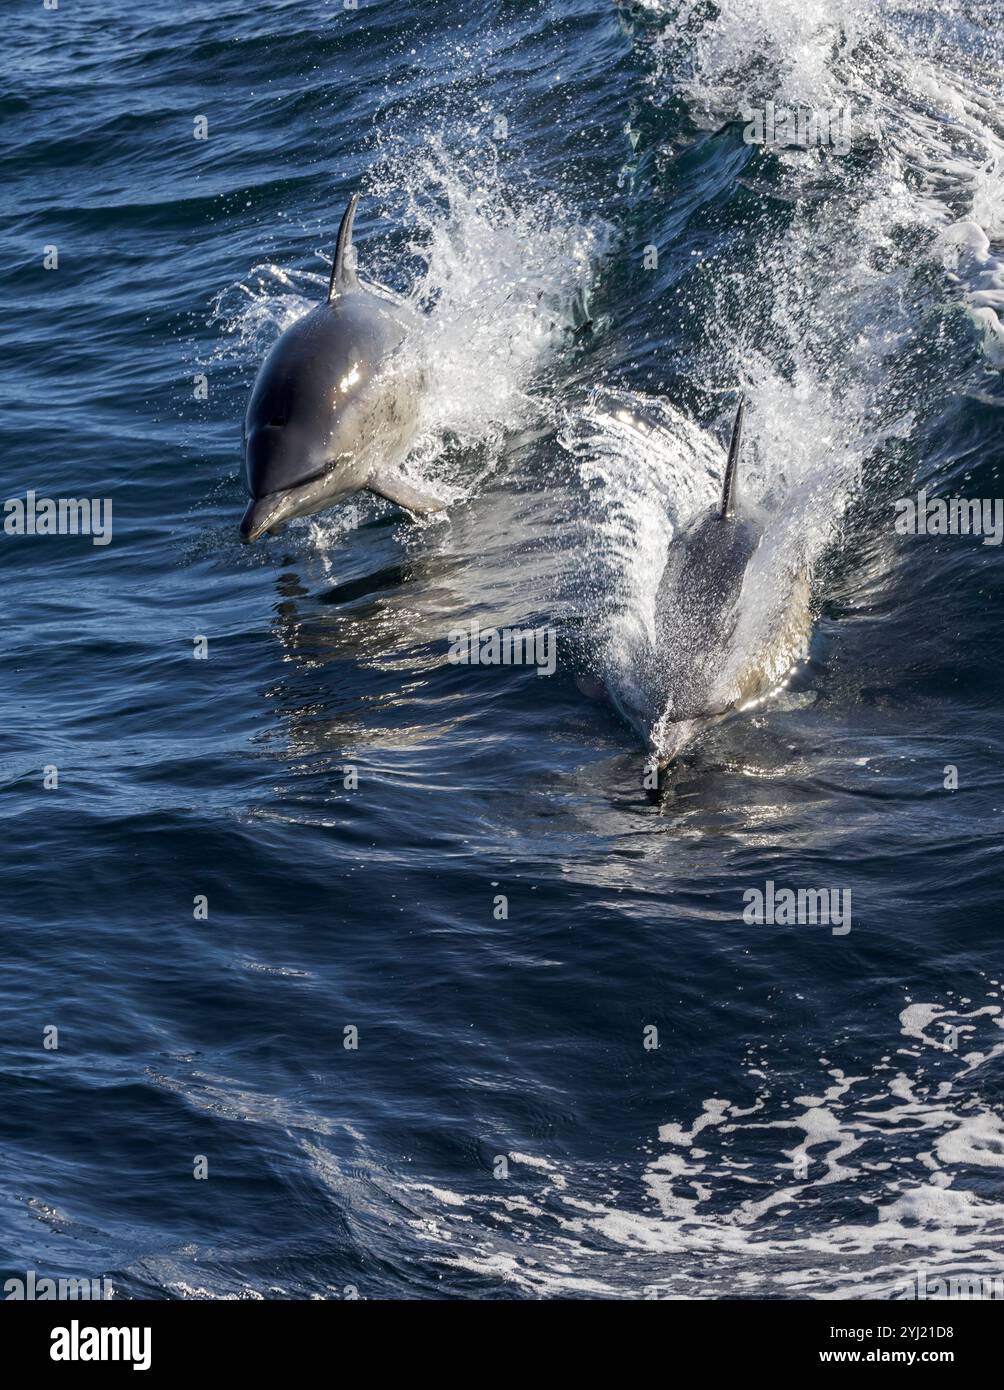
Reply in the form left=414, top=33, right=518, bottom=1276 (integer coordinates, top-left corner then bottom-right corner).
left=4, top=0, right=1004, bottom=1299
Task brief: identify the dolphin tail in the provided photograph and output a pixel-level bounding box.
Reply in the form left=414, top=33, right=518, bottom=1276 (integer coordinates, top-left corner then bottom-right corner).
left=720, top=392, right=745, bottom=520
left=328, top=192, right=361, bottom=301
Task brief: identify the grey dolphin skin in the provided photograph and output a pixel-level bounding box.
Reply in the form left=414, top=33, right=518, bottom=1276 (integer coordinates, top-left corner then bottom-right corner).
left=653, top=397, right=757, bottom=705
left=240, top=194, right=445, bottom=542
left=648, top=395, right=772, bottom=767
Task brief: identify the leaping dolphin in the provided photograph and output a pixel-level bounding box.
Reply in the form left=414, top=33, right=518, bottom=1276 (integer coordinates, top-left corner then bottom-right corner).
left=239, top=193, right=445, bottom=542
left=605, top=394, right=812, bottom=771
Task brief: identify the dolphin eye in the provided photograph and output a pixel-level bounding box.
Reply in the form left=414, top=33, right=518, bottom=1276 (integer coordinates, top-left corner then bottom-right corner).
left=269, top=417, right=286, bottom=427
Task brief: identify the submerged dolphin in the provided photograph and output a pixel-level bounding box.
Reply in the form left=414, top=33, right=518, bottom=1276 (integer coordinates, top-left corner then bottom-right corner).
left=240, top=194, right=445, bottom=542
left=606, top=395, right=812, bottom=770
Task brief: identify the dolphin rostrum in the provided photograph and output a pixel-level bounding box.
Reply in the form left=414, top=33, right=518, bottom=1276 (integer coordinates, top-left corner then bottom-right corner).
left=239, top=193, right=445, bottom=542
left=637, top=394, right=810, bottom=769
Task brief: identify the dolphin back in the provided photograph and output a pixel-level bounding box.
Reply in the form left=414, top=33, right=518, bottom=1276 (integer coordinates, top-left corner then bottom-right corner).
left=649, top=393, right=762, bottom=723
left=652, top=510, right=763, bottom=722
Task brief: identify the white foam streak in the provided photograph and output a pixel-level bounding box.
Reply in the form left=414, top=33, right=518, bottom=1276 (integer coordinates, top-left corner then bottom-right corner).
left=393, top=985, right=1004, bottom=1298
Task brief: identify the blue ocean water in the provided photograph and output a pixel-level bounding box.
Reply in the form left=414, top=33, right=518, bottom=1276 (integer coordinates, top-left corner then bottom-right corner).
left=3, top=0, right=1004, bottom=1299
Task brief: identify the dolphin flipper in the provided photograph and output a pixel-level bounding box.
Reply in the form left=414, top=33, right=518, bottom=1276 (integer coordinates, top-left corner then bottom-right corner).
left=367, top=468, right=447, bottom=514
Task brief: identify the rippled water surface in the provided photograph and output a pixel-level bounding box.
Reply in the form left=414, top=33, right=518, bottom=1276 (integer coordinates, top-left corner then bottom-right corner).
left=3, top=0, right=1004, bottom=1299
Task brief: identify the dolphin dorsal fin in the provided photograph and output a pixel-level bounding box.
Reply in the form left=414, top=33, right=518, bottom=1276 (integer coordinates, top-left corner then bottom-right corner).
left=720, top=392, right=745, bottom=519
left=327, top=193, right=360, bottom=301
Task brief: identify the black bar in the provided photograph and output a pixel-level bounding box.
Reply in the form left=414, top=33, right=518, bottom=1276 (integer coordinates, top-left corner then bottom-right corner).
left=5, top=1298, right=992, bottom=1376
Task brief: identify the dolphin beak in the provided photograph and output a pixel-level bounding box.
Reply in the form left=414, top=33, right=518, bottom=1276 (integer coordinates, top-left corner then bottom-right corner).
left=240, top=495, right=287, bottom=543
